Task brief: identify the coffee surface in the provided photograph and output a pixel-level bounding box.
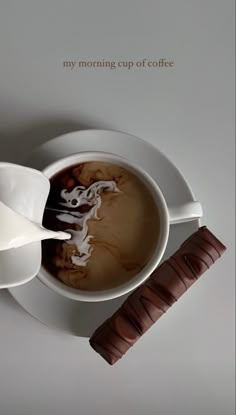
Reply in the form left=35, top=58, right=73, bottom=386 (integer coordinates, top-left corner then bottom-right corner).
left=42, top=161, right=160, bottom=291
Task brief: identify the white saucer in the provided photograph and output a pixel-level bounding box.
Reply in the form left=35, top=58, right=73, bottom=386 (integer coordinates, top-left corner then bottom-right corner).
left=9, top=130, right=200, bottom=337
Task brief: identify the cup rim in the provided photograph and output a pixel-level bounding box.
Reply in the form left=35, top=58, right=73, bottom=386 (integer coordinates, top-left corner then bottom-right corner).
left=38, top=151, right=170, bottom=302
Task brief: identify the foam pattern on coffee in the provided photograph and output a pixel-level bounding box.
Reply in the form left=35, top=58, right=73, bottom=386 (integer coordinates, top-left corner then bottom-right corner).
left=56, top=181, right=119, bottom=266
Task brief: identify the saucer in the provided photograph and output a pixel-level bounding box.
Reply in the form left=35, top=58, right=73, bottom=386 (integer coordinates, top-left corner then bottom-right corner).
left=9, top=129, right=200, bottom=337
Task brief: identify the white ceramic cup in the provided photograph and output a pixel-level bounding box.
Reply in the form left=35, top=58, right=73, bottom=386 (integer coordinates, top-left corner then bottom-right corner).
left=38, top=152, right=202, bottom=302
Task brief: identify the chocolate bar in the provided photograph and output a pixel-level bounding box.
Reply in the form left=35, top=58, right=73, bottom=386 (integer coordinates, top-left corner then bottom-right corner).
left=89, top=226, right=226, bottom=365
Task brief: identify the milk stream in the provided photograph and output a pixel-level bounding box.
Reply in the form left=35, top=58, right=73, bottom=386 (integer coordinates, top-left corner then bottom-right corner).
left=47, top=181, right=120, bottom=266
left=0, top=200, right=70, bottom=251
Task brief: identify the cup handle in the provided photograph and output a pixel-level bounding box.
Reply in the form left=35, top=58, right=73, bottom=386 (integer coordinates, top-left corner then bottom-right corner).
left=168, top=201, right=203, bottom=225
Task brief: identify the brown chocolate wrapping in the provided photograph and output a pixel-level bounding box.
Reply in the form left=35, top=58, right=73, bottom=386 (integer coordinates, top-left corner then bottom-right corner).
left=89, top=226, right=226, bottom=365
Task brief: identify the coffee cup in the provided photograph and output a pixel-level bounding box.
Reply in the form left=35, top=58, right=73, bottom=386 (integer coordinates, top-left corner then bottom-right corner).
left=38, top=152, right=202, bottom=302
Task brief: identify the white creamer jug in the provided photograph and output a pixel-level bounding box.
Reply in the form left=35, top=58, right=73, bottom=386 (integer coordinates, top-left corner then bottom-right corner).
left=0, top=163, right=70, bottom=288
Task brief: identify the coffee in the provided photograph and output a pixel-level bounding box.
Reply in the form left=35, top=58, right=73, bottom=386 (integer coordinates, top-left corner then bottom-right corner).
left=42, top=161, right=160, bottom=291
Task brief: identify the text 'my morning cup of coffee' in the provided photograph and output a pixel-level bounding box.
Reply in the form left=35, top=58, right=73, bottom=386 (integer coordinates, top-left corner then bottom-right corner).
left=39, top=152, right=202, bottom=302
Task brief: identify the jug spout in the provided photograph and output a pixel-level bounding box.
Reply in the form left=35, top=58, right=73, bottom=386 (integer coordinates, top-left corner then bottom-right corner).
left=0, top=200, right=71, bottom=251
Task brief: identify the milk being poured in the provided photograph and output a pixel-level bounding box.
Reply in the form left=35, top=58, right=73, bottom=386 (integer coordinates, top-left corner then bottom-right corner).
left=0, top=201, right=70, bottom=251
left=47, top=181, right=120, bottom=266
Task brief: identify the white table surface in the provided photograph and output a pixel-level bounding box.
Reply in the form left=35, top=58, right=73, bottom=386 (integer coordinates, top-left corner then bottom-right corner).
left=0, top=1, right=235, bottom=414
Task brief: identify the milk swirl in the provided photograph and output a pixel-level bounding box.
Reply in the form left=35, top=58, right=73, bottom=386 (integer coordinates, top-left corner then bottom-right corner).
left=55, top=181, right=120, bottom=266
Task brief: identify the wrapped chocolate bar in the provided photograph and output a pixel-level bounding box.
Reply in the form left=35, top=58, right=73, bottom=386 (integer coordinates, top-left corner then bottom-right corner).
left=89, top=227, right=226, bottom=365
